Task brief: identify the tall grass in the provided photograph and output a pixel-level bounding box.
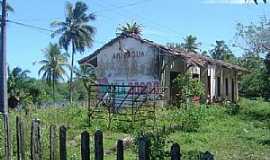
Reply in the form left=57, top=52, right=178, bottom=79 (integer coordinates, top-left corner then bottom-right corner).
left=0, top=98, right=269, bottom=159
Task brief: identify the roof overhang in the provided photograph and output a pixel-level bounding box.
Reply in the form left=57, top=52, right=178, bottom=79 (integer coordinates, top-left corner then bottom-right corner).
left=79, top=33, right=249, bottom=73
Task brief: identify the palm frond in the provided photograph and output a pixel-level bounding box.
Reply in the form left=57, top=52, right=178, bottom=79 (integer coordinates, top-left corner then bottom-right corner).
left=0, top=1, right=14, bottom=12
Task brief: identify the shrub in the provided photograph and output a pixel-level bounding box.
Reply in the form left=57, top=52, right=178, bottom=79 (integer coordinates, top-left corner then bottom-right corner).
left=167, top=104, right=205, bottom=132
left=173, top=72, right=205, bottom=105
left=181, top=107, right=204, bottom=132
left=224, top=101, right=240, bottom=115
left=112, top=120, right=134, bottom=133
left=134, top=128, right=170, bottom=160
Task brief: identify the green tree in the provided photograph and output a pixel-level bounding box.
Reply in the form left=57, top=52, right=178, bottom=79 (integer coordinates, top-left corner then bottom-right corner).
left=181, top=35, right=201, bottom=52
left=8, top=67, right=30, bottom=97
left=235, top=18, right=270, bottom=98
left=210, top=40, right=237, bottom=63
left=117, top=22, right=143, bottom=36
left=75, top=64, right=96, bottom=108
left=38, top=43, right=69, bottom=103
left=7, top=67, right=45, bottom=109
left=264, top=52, right=270, bottom=97
left=265, top=52, right=270, bottom=74
left=51, top=1, right=96, bottom=103
left=7, top=66, right=63, bottom=108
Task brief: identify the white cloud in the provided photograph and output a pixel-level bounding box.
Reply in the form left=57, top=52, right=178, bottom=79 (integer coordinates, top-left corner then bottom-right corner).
left=203, top=0, right=254, bottom=4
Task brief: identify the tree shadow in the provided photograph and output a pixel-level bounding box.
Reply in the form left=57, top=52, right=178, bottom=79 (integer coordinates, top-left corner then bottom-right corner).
left=182, top=150, right=215, bottom=160
left=240, top=110, right=270, bottom=122
left=258, top=139, right=270, bottom=146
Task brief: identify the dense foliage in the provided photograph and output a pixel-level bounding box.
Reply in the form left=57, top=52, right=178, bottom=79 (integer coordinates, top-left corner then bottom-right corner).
left=7, top=66, right=87, bottom=109
left=173, top=72, right=205, bottom=104
left=38, top=43, right=69, bottom=103
left=234, top=18, right=270, bottom=99
left=210, top=40, right=237, bottom=64
left=167, top=35, right=201, bottom=53
left=117, top=22, right=143, bottom=36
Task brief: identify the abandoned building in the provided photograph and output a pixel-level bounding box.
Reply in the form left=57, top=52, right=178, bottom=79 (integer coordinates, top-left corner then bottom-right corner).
left=79, top=34, right=247, bottom=104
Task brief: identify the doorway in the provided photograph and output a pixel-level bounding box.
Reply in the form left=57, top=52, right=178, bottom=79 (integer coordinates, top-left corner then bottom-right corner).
left=231, top=79, right=235, bottom=102
left=170, top=71, right=181, bottom=103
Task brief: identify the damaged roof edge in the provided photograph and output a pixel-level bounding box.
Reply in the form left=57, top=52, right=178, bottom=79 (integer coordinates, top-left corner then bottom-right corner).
left=78, top=35, right=124, bottom=64
left=78, top=33, right=249, bottom=73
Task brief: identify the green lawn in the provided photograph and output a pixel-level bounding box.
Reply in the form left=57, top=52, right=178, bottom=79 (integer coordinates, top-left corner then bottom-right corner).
left=0, top=98, right=270, bottom=160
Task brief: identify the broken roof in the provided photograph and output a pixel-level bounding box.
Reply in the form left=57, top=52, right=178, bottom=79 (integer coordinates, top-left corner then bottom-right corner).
left=79, top=34, right=248, bottom=72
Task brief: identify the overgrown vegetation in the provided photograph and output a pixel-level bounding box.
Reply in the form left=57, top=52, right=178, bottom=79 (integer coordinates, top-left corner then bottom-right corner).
left=0, top=98, right=269, bottom=159
left=172, top=72, right=205, bottom=105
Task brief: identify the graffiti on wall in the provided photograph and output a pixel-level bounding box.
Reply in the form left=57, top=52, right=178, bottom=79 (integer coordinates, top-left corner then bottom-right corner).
left=112, top=50, right=145, bottom=60
left=95, top=38, right=161, bottom=105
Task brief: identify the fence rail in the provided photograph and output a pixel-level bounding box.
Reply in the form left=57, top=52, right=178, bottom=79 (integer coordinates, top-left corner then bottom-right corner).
left=3, top=116, right=214, bottom=160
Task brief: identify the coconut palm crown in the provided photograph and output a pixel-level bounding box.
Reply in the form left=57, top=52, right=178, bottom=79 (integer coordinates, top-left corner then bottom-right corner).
left=38, top=43, right=69, bottom=103
left=117, top=22, right=143, bottom=36
left=51, top=1, right=96, bottom=103
left=181, top=35, right=201, bottom=53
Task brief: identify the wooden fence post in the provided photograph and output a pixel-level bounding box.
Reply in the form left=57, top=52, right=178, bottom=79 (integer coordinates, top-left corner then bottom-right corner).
left=94, top=130, right=103, bottom=160
left=116, top=139, right=124, bottom=160
left=171, top=143, right=181, bottom=160
left=31, top=119, right=41, bottom=160
left=59, top=126, right=67, bottom=160
left=16, top=117, right=25, bottom=160
left=138, top=137, right=150, bottom=160
left=50, top=125, right=56, bottom=160
left=3, top=113, right=11, bottom=160
left=87, top=85, right=92, bottom=127
left=81, top=131, right=90, bottom=160
left=200, top=151, right=214, bottom=160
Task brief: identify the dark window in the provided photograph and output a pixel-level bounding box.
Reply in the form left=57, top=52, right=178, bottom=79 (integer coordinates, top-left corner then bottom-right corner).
left=225, top=78, right=228, bottom=96
left=192, top=73, right=199, bottom=79
left=217, top=77, right=221, bottom=97
left=208, top=76, right=211, bottom=95
left=232, top=79, right=235, bottom=102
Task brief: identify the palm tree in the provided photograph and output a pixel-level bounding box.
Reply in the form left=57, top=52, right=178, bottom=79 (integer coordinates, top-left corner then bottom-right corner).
left=117, top=22, right=143, bottom=36
left=181, top=35, right=201, bottom=53
left=51, top=1, right=96, bottom=103
left=7, top=67, right=31, bottom=108
left=253, top=0, right=267, bottom=4
left=38, top=43, right=69, bottom=103
left=167, top=42, right=182, bottom=50
left=0, top=1, right=14, bottom=12
left=8, top=67, right=30, bottom=96
left=75, top=64, right=95, bottom=108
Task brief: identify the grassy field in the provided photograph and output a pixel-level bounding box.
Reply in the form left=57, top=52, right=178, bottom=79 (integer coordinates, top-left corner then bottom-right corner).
left=0, top=98, right=270, bottom=160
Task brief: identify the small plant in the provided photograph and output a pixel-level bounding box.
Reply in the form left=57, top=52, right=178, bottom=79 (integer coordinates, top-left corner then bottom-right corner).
left=134, top=127, right=171, bottom=160
left=167, top=104, right=205, bottom=132
left=224, top=101, right=240, bottom=115
left=181, top=107, right=204, bottom=132
left=113, top=119, right=134, bottom=133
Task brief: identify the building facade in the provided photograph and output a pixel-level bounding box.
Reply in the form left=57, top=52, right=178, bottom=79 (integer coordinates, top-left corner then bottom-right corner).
left=79, top=34, right=247, bottom=104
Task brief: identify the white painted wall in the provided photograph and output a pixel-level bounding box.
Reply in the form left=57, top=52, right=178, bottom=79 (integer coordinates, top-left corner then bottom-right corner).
left=96, top=37, right=160, bottom=88
left=208, top=65, right=216, bottom=102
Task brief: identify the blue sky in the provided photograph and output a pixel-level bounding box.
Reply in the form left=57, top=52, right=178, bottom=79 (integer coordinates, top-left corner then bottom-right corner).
left=7, top=0, right=270, bottom=78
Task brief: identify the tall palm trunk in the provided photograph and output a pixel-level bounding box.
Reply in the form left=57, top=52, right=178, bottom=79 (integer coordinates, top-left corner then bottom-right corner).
left=69, top=42, right=75, bottom=103
left=52, top=73, right=55, bottom=105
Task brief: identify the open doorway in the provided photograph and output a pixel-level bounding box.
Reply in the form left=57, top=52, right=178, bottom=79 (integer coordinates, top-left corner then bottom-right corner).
left=170, top=71, right=181, bottom=103
left=207, top=76, right=211, bottom=98
left=231, top=79, right=235, bottom=102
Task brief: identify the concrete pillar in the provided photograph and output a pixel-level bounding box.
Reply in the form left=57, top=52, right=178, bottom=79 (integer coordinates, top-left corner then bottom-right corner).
left=200, top=66, right=208, bottom=103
